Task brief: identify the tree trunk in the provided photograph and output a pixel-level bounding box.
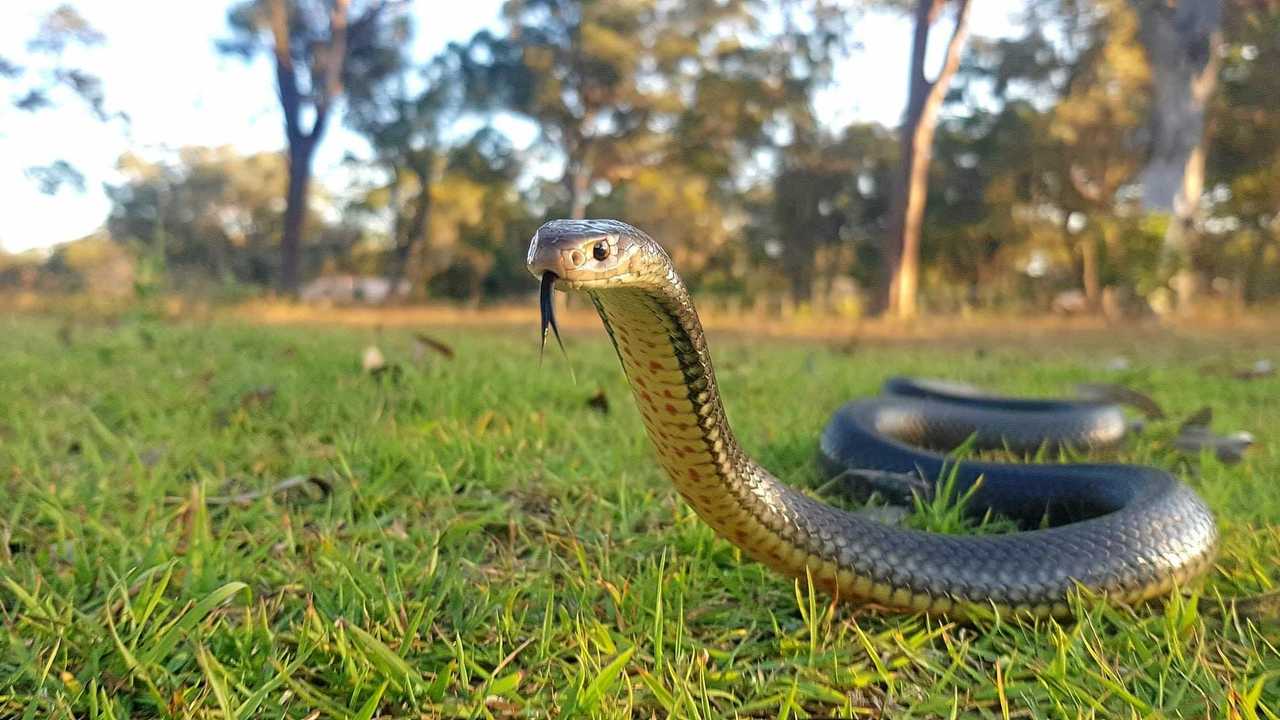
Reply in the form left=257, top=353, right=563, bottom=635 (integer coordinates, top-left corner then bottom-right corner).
left=567, top=161, right=591, bottom=220
left=886, top=117, right=936, bottom=318
left=878, top=0, right=973, bottom=319
left=1134, top=0, right=1221, bottom=310
left=268, top=0, right=350, bottom=295
left=280, top=139, right=315, bottom=295
left=789, top=268, right=813, bottom=308
left=1079, top=235, right=1101, bottom=311
left=1136, top=0, right=1220, bottom=211
left=1242, top=232, right=1271, bottom=304
left=385, top=153, right=435, bottom=301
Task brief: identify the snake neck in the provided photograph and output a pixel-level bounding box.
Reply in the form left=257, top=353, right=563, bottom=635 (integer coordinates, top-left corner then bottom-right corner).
left=588, top=280, right=840, bottom=584
left=586, top=281, right=754, bottom=514
left=584, top=274, right=1217, bottom=615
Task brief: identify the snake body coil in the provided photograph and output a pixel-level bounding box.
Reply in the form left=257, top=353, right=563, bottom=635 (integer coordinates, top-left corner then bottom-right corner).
left=527, top=219, right=1218, bottom=616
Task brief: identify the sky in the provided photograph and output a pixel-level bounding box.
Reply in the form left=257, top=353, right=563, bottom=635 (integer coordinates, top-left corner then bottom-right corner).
left=0, top=0, right=1020, bottom=254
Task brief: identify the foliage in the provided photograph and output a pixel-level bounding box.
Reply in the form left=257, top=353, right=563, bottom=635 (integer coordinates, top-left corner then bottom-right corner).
left=6, top=4, right=109, bottom=120
left=11, top=0, right=1280, bottom=311
left=768, top=125, right=896, bottom=304
left=948, top=0, right=1156, bottom=311
left=343, top=51, right=466, bottom=289
left=105, top=146, right=360, bottom=288
left=1202, top=0, right=1280, bottom=302
left=458, top=0, right=848, bottom=223
left=2, top=4, right=122, bottom=195
left=419, top=130, right=540, bottom=301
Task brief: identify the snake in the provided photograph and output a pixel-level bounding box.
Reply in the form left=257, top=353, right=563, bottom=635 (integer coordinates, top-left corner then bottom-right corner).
left=527, top=218, right=1218, bottom=617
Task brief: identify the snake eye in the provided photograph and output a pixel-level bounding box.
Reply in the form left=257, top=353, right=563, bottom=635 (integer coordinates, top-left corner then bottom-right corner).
left=592, top=240, right=610, bottom=262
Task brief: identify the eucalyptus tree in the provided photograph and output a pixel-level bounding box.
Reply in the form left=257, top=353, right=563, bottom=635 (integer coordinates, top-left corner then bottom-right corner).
left=220, top=0, right=411, bottom=293
left=1132, top=0, right=1221, bottom=297
left=771, top=124, right=895, bottom=306
left=878, top=0, right=974, bottom=319
left=456, top=0, right=671, bottom=219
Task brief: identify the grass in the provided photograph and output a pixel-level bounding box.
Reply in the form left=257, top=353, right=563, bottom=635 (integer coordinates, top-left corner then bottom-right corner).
left=1, top=311, right=1278, bottom=718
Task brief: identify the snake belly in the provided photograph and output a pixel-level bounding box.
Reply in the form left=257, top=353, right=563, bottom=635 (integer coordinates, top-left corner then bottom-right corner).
left=587, top=280, right=1218, bottom=617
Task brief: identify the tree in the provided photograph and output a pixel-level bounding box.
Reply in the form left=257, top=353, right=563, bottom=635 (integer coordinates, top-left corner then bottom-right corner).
left=1046, top=0, right=1151, bottom=308
left=880, top=0, right=974, bottom=319
left=105, top=146, right=351, bottom=288
left=415, top=129, right=538, bottom=302
left=951, top=0, right=1160, bottom=311
left=918, top=107, right=1039, bottom=310
left=1132, top=0, right=1222, bottom=308
left=662, top=0, right=849, bottom=301
left=220, top=0, right=409, bottom=294
left=2, top=4, right=122, bottom=194
left=345, top=54, right=460, bottom=291
left=1201, top=0, right=1280, bottom=303
left=460, top=0, right=848, bottom=222
left=459, top=0, right=670, bottom=219
left=771, top=125, right=894, bottom=306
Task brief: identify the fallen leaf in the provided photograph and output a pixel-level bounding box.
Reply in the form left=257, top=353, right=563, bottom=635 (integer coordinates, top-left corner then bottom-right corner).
left=412, top=333, right=455, bottom=360
left=1180, top=406, right=1213, bottom=431
left=362, top=345, right=386, bottom=373
left=166, top=476, right=334, bottom=507
left=586, top=389, right=610, bottom=414
left=1075, top=383, right=1166, bottom=419
left=1173, top=407, right=1257, bottom=465
left=369, top=363, right=403, bottom=381
left=385, top=518, right=409, bottom=541
left=46, top=540, right=75, bottom=563
left=139, top=447, right=165, bottom=467
left=1199, top=359, right=1276, bottom=380
left=1174, top=428, right=1256, bottom=465
left=1103, top=356, right=1131, bottom=372
left=238, top=385, right=277, bottom=409
left=852, top=505, right=912, bottom=526
left=1233, top=359, right=1275, bottom=380
left=822, top=468, right=933, bottom=505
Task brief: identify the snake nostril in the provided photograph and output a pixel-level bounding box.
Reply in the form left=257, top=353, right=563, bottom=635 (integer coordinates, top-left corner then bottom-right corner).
left=569, top=249, right=585, bottom=266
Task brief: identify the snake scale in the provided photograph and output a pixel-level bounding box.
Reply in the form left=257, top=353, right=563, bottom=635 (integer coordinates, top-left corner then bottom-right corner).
left=527, top=218, right=1218, bottom=617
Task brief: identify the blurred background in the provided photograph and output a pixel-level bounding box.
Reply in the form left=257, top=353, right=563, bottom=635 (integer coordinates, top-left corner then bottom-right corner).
left=1, top=0, right=1275, bottom=322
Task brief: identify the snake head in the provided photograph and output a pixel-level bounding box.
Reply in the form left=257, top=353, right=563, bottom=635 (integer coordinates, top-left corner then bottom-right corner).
left=527, top=219, right=675, bottom=365
left=526, top=219, right=666, bottom=291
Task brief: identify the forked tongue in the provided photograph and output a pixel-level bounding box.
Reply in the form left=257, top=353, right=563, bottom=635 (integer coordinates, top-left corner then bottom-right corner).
left=539, top=271, right=574, bottom=381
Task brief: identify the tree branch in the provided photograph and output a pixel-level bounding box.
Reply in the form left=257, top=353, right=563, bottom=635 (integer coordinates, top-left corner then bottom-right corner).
left=323, top=0, right=350, bottom=102
left=926, top=0, right=973, bottom=99
left=269, top=0, right=302, bottom=143
left=906, top=0, right=936, bottom=108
